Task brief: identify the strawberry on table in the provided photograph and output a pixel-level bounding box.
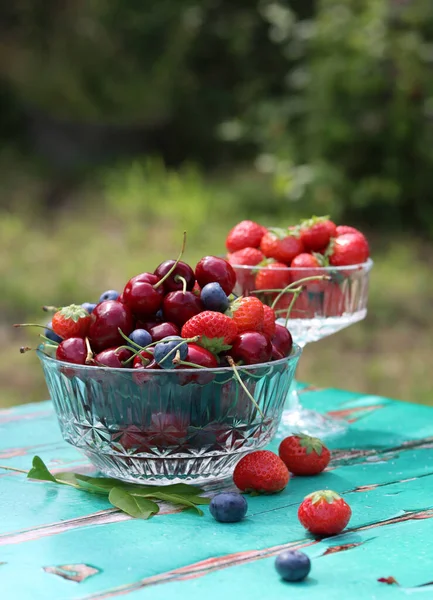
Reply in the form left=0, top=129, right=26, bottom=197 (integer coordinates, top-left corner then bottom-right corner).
left=181, top=311, right=238, bottom=353
left=260, top=229, right=304, bottom=264
left=279, top=433, right=330, bottom=475
left=230, top=296, right=264, bottom=333
left=233, top=449, right=289, bottom=494
left=226, top=220, right=266, bottom=253
left=328, top=233, right=369, bottom=266
left=298, top=490, right=352, bottom=536
left=299, top=216, right=337, bottom=252
left=51, top=304, right=91, bottom=339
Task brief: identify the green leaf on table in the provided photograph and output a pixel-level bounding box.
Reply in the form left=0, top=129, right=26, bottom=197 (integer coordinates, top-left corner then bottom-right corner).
left=149, top=492, right=205, bottom=515
left=27, top=456, right=57, bottom=483
left=108, top=487, right=159, bottom=519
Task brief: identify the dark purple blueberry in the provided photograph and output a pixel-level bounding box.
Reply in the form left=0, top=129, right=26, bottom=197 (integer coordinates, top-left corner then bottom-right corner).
left=128, top=329, right=152, bottom=349
left=45, top=321, right=62, bottom=343
left=209, top=492, right=248, bottom=523
left=153, top=337, right=187, bottom=368
left=99, top=290, right=120, bottom=302
left=82, top=302, right=97, bottom=314
left=275, top=550, right=311, bottom=582
left=200, top=282, right=229, bottom=313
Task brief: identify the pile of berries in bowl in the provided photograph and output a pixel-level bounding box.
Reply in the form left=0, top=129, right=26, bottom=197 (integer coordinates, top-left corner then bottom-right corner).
left=19, top=248, right=301, bottom=485
left=226, top=217, right=373, bottom=336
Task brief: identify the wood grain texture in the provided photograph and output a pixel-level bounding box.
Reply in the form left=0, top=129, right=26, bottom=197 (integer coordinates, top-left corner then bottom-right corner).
left=1, top=389, right=433, bottom=600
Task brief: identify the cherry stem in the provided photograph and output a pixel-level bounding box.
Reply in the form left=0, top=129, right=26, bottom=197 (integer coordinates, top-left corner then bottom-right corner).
left=42, top=305, right=60, bottom=313
left=172, top=353, right=208, bottom=369
left=175, top=275, right=188, bottom=294
left=38, top=334, right=59, bottom=346
left=13, top=323, right=63, bottom=338
left=227, top=356, right=264, bottom=419
left=85, top=337, right=93, bottom=365
left=153, top=231, right=187, bottom=289
left=0, top=464, right=28, bottom=474
left=20, top=346, right=33, bottom=354
left=270, top=275, right=330, bottom=310
left=284, top=286, right=303, bottom=327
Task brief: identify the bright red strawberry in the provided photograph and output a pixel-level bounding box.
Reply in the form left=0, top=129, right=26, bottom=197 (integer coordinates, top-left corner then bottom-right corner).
left=226, top=220, right=266, bottom=253
left=328, top=233, right=369, bottom=266
left=52, top=304, right=91, bottom=339
left=336, top=225, right=363, bottom=237
left=230, top=296, right=264, bottom=333
left=260, top=229, right=304, bottom=264
left=181, top=311, right=238, bottom=353
left=233, top=450, right=290, bottom=494
left=255, top=262, right=291, bottom=291
left=279, top=434, right=330, bottom=476
left=262, top=304, right=276, bottom=338
left=227, top=247, right=265, bottom=267
left=192, top=281, right=201, bottom=296
left=298, top=490, right=352, bottom=536
left=299, top=217, right=337, bottom=252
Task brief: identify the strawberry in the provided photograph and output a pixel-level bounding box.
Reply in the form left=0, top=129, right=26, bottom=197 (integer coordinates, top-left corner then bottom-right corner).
left=228, top=247, right=265, bottom=293
left=51, top=304, right=91, bottom=339
left=262, top=304, right=276, bottom=338
left=336, top=225, right=364, bottom=237
left=323, top=283, right=345, bottom=317
left=298, top=490, right=352, bottom=536
left=227, top=247, right=265, bottom=267
left=226, top=220, right=265, bottom=253
left=274, top=290, right=314, bottom=319
left=291, top=252, right=327, bottom=292
left=328, top=233, right=369, bottom=266
left=181, top=311, right=238, bottom=353
left=233, top=450, right=289, bottom=494
left=255, top=262, right=291, bottom=291
left=260, top=229, right=304, bottom=264
left=192, top=281, right=201, bottom=296
left=229, top=296, right=264, bottom=333
left=299, top=217, right=337, bottom=252
left=279, top=434, right=330, bottom=475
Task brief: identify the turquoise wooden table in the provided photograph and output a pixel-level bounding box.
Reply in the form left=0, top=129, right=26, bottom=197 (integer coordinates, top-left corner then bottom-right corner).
left=1, top=387, right=433, bottom=600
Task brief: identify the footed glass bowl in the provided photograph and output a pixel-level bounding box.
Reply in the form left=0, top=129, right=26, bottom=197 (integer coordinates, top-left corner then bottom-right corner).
left=38, top=346, right=301, bottom=485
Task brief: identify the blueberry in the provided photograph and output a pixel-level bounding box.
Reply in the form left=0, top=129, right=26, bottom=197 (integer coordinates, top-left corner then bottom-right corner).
left=209, top=492, right=248, bottom=523
left=81, top=302, right=97, bottom=314
left=275, top=550, right=311, bottom=582
left=99, top=290, right=120, bottom=302
left=44, top=321, right=62, bottom=344
left=128, top=329, right=152, bottom=349
left=153, top=336, right=187, bottom=368
left=200, top=282, right=229, bottom=313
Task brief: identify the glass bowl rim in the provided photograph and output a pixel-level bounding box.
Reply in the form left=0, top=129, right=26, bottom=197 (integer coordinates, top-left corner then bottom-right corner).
left=231, top=257, right=373, bottom=272
left=36, top=342, right=302, bottom=375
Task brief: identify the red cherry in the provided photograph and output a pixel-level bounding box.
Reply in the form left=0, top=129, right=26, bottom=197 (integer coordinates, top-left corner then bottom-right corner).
left=271, top=344, right=285, bottom=361
left=148, top=322, right=180, bottom=341
left=195, top=256, right=236, bottom=295
left=133, top=356, right=161, bottom=384
left=154, top=260, right=195, bottom=293
left=88, top=300, right=134, bottom=352
left=56, top=338, right=87, bottom=365
left=118, top=425, right=149, bottom=451
left=95, top=347, right=132, bottom=368
left=163, top=291, right=203, bottom=327
left=135, top=319, right=160, bottom=331
left=122, top=272, right=164, bottom=317
left=143, top=412, right=189, bottom=448
left=272, top=324, right=293, bottom=357
left=177, top=343, right=218, bottom=385
left=230, top=331, right=272, bottom=365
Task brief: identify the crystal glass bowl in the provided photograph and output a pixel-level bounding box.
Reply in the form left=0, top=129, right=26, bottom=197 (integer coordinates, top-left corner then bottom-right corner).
left=38, top=346, right=301, bottom=485
left=231, top=259, right=372, bottom=438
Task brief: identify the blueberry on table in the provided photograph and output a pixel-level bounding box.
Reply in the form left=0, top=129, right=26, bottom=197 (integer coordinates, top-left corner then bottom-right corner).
left=81, top=302, right=97, bottom=314
left=99, top=290, right=120, bottom=302
left=44, top=322, right=62, bottom=343
left=153, top=337, right=187, bottom=368
left=275, top=550, right=311, bottom=582
left=200, top=282, right=229, bottom=313
left=209, top=492, right=248, bottom=523
left=128, top=329, right=152, bottom=349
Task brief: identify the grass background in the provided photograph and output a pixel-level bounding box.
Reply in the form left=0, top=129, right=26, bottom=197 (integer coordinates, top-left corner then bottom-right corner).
left=1, top=158, right=431, bottom=408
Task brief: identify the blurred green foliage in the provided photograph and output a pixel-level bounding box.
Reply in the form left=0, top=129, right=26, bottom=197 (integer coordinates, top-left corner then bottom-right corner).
left=2, top=0, right=433, bottom=233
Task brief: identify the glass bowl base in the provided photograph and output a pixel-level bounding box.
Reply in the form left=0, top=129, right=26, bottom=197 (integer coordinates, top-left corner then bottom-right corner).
left=83, top=448, right=251, bottom=486
left=276, top=408, right=348, bottom=439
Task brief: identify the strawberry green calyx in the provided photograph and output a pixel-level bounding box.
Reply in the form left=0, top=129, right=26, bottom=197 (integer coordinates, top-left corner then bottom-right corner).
left=311, top=251, right=329, bottom=267
left=295, top=433, right=325, bottom=456
left=198, top=335, right=232, bottom=354
left=225, top=296, right=243, bottom=318
left=57, top=304, right=90, bottom=322
left=299, top=215, right=330, bottom=228
left=305, top=490, right=342, bottom=505
left=268, top=227, right=298, bottom=240
left=323, top=237, right=336, bottom=259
